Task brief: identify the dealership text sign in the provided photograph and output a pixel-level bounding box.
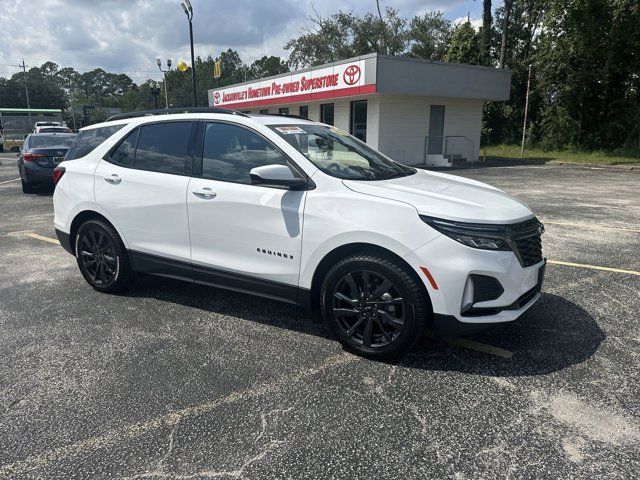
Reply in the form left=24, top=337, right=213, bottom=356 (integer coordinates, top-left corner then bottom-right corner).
left=210, top=60, right=372, bottom=108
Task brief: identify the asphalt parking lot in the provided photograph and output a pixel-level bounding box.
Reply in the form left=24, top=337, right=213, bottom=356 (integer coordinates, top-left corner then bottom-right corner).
left=1, top=152, right=639, bottom=479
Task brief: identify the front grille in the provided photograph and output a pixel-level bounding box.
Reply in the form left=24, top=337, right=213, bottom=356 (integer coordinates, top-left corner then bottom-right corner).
left=510, top=218, right=543, bottom=267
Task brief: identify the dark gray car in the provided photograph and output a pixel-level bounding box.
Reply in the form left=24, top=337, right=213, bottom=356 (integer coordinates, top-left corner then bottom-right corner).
left=18, top=132, right=77, bottom=193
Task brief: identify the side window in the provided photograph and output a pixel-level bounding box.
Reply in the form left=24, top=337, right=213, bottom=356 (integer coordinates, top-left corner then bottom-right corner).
left=66, top=125, right=125, bottom=160
left=109, top=128, right=139, bottom=167
left=202, top=123, right=287, bottom=184
left=134, top=122, right=192, bottom=175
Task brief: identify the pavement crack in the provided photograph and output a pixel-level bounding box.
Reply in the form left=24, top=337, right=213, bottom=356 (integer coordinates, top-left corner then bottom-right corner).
left=255, top=406, right=294, bottom=444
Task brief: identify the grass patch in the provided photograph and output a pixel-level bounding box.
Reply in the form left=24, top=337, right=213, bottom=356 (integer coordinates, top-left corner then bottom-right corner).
left=484, top=144, right=640, bottom=166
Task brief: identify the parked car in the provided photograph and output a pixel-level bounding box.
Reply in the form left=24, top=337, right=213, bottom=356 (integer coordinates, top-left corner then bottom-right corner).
left=18, top=132, right=77, bottom=193
left=33, top=126, right=73, bottom=134
left=53, top=109, right=544, bottom=359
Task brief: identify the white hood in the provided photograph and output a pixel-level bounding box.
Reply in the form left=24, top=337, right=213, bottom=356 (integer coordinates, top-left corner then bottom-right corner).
left=343, top=169, right=533, bottom=224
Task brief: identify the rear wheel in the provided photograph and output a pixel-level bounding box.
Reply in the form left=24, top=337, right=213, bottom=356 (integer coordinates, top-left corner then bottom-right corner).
left=75, top=220, right=133, bottom=293
left=321, top=253, right=430, bottom=360
left=21, top=178, right=34, bottom=194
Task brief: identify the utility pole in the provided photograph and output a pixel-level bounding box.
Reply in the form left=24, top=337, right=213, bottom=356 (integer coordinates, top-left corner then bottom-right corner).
left=520, top=64, right=532, bottom=158
left=499, top=0, right=513, bottom=69
left=20, top=59, right=30, bottom=110
left=181, top=0, right=197, bottom=107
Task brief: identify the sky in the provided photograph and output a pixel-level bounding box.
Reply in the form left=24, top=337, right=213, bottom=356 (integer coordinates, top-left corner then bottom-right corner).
left=0, top=0, right=485, bottom=84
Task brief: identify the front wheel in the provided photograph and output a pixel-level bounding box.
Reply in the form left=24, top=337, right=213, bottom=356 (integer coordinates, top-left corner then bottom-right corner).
left=75, top=220, right=134, bottom=293
left=321, top=253, right=430, bottom=360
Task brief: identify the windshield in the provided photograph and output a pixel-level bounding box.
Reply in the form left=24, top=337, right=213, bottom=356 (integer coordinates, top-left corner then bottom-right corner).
left=28, top=135, right=76, bottom=148
left=269, top=124, right=416, bottom=181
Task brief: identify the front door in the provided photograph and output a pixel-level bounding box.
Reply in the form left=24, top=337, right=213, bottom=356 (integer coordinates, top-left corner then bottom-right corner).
left=427, top=105, right=445, bottom=155
left=187, top=122, right=306, bottom=302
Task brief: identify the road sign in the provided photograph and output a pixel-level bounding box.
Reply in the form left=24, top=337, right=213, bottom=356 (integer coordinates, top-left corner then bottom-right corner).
left=214, top=60, right=221, bottom=79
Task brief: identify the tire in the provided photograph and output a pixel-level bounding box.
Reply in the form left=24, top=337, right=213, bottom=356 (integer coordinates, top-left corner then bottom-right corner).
left=21, top=178, right=34, bottom=194
left=321, top=252, right=430, bottom=360
left=75, top=220, right=134, bottom=293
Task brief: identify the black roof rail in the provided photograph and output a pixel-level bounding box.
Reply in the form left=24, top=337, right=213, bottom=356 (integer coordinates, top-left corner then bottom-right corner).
left=105, top=107, right=250, bottom=122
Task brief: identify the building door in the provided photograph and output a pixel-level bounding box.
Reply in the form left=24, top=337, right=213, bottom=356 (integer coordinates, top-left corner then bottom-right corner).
left=350, top=100, right=367, bottom=141
left=427, top=105, right=445, bottom=155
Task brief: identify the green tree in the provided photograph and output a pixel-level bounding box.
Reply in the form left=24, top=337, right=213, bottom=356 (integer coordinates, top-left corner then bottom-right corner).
left=408, top=12, right=452, bottom=60
left=248, top=56, right=288, bottom=80
left=444, top=22, right=481, bottom=65
left=285, top=8, right=409, bottom=68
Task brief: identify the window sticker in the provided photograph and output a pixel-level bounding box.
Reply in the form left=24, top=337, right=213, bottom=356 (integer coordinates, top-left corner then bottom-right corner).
left=275, top=126, right=306, bottom=135
left=330, top=127, right=348, bottom=136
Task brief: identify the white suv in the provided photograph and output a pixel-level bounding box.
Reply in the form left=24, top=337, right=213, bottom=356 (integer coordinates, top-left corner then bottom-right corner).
left=53, top=108, right=545, bottom=359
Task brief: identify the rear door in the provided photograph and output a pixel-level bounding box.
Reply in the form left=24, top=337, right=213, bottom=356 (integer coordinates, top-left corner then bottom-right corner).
left=95, top=121, right=196, bottom=266
left=187, top=121, right=307, bottom=300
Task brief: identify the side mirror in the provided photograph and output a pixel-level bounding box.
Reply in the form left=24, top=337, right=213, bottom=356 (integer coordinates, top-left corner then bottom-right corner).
left=249, top=164, right=307, bottom=190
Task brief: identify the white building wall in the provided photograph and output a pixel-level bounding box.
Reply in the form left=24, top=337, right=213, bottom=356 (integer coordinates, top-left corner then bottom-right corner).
left=376, top=95, right=484, bottom=165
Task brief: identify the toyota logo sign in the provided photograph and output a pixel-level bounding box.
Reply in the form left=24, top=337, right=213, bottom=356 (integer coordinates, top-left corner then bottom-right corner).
left=343, top=64, right=361, bottom=86
left=213, top=92, right=221, bottom=104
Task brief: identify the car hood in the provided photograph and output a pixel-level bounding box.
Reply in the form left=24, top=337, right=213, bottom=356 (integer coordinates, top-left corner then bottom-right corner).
left=343, top=169, right=533, bottom=224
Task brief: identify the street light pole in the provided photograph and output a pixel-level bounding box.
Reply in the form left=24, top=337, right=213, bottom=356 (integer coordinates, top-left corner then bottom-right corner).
left=150, top=83, right=160, bottom=109
left=181, top=0, right=197, bottom=107
left=156, top=58, right=172, bottom=109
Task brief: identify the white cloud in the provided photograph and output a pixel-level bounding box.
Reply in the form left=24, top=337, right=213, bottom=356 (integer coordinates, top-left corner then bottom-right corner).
left=452, top=16, right=483, bottom=30
left=0, top=0, right=481, bottom=84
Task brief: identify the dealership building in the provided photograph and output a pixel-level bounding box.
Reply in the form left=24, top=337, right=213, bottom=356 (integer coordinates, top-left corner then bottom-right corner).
left=208, top=53, right=511, bottom=167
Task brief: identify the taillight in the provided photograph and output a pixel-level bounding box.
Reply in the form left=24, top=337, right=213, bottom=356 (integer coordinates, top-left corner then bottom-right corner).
left=23, top=152, right=46, bottom=162
left=53, top=165, right=66, bottom=186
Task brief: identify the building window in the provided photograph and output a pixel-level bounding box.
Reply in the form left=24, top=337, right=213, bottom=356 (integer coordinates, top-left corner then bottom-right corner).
left=350, top=100, right=367, bottom=142
left=299, top=106, right=309, bottom=119
left=320, top=103, right=334, bottom=125
left=278, top=107, right=289, bottom=115
left=259, top=109, right=269, bottom=114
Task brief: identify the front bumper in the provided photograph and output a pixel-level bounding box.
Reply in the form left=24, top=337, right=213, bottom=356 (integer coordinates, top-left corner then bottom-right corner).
left=404, top=234, right=545, bottom=330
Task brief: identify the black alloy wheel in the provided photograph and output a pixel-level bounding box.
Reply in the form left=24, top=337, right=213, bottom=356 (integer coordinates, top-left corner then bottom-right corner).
left=78, top=228, right=118, bottom=286
left=321, top=253, right=430, bottom=359
left=75, top=220, right=133, bottom=293
left=331, top=270, right=405, bottom=348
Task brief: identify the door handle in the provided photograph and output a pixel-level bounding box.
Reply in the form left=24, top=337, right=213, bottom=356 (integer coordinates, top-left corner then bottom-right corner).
left=192, top=187, right=216, bottom=199
left=104, top=174, right=121, bottom=185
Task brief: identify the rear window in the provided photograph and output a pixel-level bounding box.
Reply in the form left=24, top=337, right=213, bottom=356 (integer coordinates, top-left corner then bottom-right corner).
left=65, top=124, right=125, bottom=160
left=39, top=127, right=72, bottom=133
left=28, top=135, right=76, bottom=148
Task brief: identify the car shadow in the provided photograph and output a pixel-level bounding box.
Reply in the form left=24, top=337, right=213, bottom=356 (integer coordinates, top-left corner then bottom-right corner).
left=126, top=277, right=603, bottom=377
left=404, top=292, right=605, bottom=376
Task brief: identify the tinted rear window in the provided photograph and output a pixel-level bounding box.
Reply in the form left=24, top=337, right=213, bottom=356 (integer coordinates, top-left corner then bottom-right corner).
left=39, top=127, right=72, bottom=133
left=134, top=122, right=192, bottom=174
left=28, top=135, right=76, bottom=148
left=65, top=125, right=125, bottom=160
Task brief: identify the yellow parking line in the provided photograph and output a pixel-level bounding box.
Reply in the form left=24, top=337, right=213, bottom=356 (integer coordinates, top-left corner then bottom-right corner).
left=426, top=331, right=513, bottom=359
left=543, top=220, right=640, bottom=233
left=0, top=178, right=20, bottom=185
left=23, top=232, right=60, bottom=245
left=451, top=338, right=513, bottom=359
left=548, top=259, right=640, bottom=276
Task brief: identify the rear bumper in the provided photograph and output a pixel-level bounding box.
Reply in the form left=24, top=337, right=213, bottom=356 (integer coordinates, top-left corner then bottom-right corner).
left=55, top=228, right=73, bottom=255
left=22, top=162, right=54, bottom=183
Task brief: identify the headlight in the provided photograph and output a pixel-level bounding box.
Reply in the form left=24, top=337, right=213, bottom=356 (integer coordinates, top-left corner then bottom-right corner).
left=420, top=216, right=512, bottom=251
